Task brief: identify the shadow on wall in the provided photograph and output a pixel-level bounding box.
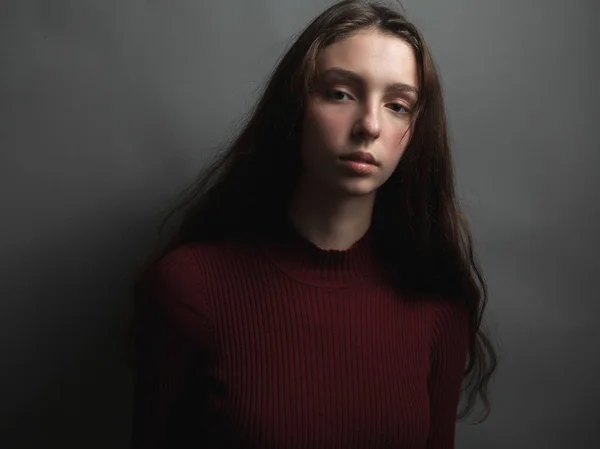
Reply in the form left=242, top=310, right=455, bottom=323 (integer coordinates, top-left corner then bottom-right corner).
left=1, top=216, right=166, bottom=449
left=5, top=344, right=133, bottom=449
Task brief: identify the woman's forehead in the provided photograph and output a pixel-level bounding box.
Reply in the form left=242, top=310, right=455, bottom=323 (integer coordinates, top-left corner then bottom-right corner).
left=315, top=30, right=419, bottom=93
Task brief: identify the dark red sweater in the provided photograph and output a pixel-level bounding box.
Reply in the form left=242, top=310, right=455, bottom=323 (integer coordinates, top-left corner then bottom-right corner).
left=132, top=224, right=469, bottom=448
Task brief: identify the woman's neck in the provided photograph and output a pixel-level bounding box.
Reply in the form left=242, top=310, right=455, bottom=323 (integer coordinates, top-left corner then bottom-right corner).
left=287, top=178, right=375, bottom=251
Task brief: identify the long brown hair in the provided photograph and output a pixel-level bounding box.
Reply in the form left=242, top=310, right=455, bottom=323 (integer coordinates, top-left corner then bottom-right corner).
left=131, top=0, right=499, bottom=424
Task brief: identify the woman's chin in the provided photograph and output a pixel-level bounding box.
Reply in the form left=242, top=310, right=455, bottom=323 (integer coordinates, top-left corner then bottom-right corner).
left=334, top=178, right=381, bottom=198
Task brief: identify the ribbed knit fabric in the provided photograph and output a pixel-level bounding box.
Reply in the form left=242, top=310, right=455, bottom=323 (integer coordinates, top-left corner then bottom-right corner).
left=132, top=222, right=469, bottom=449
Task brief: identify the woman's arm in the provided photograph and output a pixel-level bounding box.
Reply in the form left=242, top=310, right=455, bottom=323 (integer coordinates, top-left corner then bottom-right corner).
left=131, top=246, right=213, bottom=449
left=426, top=299, right=470, bottom=449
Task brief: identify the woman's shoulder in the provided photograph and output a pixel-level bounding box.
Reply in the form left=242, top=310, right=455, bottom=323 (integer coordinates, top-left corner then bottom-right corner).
left=137, top=238, right=266, bottom=320
left=153, top=239, right=248, bottom=273
left=137, top=239, right=254, bottom=310
left=146, top=237, right=260, bottom=286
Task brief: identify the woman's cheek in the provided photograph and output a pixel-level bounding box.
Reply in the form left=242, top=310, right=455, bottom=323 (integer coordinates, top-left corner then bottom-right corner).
left=387, top=126, right=412, bottom=154
left=315, top=109, right=352, bottom=147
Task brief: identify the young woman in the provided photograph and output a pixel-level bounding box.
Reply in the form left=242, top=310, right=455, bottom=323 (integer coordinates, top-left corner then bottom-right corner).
left=131, top=1, right=499, bottom=447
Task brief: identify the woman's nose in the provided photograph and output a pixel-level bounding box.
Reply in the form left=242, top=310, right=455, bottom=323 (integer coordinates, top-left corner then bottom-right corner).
left=352, top=104, right=381, bottom=140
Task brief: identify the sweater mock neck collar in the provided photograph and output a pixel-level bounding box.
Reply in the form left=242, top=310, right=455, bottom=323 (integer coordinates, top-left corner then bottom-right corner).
left=259, top=218, right=381, bottom=287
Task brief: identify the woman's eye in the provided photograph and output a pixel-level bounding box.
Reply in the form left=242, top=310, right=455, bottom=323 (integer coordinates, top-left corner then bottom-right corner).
left=388, top=103, right=410, bottom=114
left=327, top=89, right=351, bottom=101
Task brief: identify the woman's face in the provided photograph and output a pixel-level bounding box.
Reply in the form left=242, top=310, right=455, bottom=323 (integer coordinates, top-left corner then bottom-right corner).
left=299, top=28, right=419, bottom=198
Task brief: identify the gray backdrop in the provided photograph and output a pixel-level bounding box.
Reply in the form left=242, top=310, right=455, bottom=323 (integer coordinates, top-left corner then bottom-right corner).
left=2, top=0, right=599, bottom=448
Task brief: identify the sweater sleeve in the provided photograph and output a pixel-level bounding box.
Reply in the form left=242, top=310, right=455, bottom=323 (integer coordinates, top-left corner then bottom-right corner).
left=426, top=298, right=470, bottom=449
left=131, top=245, right=214, bottom=449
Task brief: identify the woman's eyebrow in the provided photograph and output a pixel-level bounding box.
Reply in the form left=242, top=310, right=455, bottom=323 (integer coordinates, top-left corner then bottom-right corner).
left=320, top=67, right=419, bottom=97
